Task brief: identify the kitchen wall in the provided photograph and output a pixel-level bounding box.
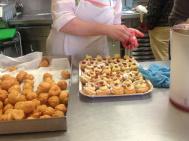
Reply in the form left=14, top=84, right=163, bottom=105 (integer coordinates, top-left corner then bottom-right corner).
left=9, top=0, right=51, bottom=15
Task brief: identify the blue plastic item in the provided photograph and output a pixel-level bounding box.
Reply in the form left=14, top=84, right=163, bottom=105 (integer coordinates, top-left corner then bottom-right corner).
left=139, top=64, right=170, bottom=88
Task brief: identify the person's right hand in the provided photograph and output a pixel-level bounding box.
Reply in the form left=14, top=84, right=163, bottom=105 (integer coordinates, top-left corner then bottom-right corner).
left=106, top=25, right=132, bottom=42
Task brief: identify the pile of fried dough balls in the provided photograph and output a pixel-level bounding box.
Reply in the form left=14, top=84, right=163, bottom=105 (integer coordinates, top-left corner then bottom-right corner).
left=0, top=70, right=70, bottom=121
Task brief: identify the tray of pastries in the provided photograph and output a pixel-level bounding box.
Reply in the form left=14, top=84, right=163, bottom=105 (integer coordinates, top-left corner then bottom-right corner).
left=79, top=55, right=153, bottom=98
left=0, top=58, right=71, bottom=134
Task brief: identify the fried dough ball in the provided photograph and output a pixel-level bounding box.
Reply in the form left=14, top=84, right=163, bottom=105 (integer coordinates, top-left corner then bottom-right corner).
left=57, top=80, right=67, bottom=90
left=11, top=109, right=25, bottom=120
left=16, top=71, right=27, bottom=83
left=1, top=78, right=18, bottom=90
left=4, top=98, right=9, bottom=105
left=37, top=82, right=51, bottom=93
left=1, top=74, right=12, bottom=81
left=39, top=58, right=49, bottom=67
left=6, top=66, right=17, bottom=72
left=59, top=91, right=69, bottom=104
left=0, top=101, right=3, bottom=109
left=8, top=85, right=21, bottom=93
left=49, top=84, right=61, bottom=96
left=8, top=91, right=26, bottom=105
left=22, top=89, right=32, bottom=95
left=62, top=97, right=68, bottom=105
left=43, top=73, right=53, bottom=81
left=31, top=111, right=42, bottom=118
left=31, top=99, right=41, bottom=107
left=24, top=74, right=34, bottom=80
left=23, top=79, right=34, bottom=85
left=23, top=83, right=33, bottom=90
left=36, top=105, right=47, bottom=113
left=4, top=108, right=14, bottom=114
left=15, top=101, right=36, bottom=114
left=43, top=107, right=55, bottom=116
left=40, top=115, right=51, bottom=119
left=26, top=91, right=37, bottom=100
left=0, top=89, right=8, bottom=101
left=0, top=113, right=13, bottom=121
left=44, top=77, right=55, bottom=84
left=4, top=104, right=13, bottom=112
left=38, top=93, right=49, bottom=104
left=48, top=96, right=60, bottom=108
left=55, top=104, right=67, bottom=113
left=0, top=109, right=3, bottom=115
left=61, top=70, right=70, bottom=80
left=111, top=86, right=124, bottom=95
left=52, top=110, right=64, bottom=118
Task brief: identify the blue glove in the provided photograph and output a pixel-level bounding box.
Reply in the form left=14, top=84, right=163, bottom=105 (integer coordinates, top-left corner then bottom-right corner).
left=139, top=64, right=170, bottom=88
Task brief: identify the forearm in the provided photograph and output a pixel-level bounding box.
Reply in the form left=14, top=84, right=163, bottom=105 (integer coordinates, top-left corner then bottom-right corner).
left=60, top=17, right=109, bottom=36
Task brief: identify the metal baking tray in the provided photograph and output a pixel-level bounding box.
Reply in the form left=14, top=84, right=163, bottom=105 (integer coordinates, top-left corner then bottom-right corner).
left=79, top=65, right=153, bottom=98
left=0, top=117, right=67, bottom=134
left=0, top=57, right=71, bottom=134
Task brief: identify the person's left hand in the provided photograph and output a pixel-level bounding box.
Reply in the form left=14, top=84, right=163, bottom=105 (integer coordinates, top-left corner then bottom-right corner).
left=122, top=28, right=144, bottom=50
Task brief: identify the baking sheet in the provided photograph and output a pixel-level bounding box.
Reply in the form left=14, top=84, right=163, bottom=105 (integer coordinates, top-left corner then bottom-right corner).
left=79, top=65, right=153, bottom=98
left=0, top=57, right=71, bottom=134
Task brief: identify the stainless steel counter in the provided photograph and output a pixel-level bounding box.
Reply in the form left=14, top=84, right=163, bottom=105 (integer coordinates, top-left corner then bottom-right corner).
left=8, top=14, right=52, bottom=26
left=0, top=62, right=189, bottom=141
left=8, top=11, right=140, bottom=26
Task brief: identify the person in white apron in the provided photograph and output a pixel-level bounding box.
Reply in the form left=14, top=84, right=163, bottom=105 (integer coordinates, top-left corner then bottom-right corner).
left=47, top=0, right=143, bottom=66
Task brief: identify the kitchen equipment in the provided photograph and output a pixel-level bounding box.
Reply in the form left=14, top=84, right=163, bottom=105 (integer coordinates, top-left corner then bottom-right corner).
left=15, top=0, right=23, bottom=15
left=0, top=3, right=15, bottom=21
left=170, top=23, right=189, bottom=112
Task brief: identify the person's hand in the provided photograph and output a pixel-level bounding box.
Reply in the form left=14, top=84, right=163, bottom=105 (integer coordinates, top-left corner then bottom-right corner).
left=128, top=28, right=144, bottom=38
left=122, top=28, right=144, bottom=50
left=106, top=25, right=132, bottom=42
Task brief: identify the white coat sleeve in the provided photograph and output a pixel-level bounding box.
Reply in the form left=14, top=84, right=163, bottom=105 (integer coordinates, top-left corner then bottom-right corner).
left=51, top=0, right=77, bottom=31
left=113, top=0, right=122, bottom=25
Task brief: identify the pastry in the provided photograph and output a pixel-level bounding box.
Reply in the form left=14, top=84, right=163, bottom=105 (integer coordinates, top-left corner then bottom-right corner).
left=16, top=71, right=27, bottom=83
left=6, top=66, right=17, bottom=72
left=83, top=86, right=96, bottom=96
left=15, top=101, right=36, bottom=114
left=39, top=58, right=49, bottom=67
left=59, top=91, right=69, bottom=104
left=80, top=74, right=91, bottom=85
left=8, top=91, right=26, bottom=105
left=26, top=91, right=37, bottom=100
left=0, top=101, right=3, bottom=109
left=38, top=93, right=49, bottom=104
left=43, top=73, right=53, bottom=81
left=55, top=104, right=67, bottom=113
left=1, top=77, right=19, bottom=90
left=61, top=70, right=70, bottom=80
left=37, top=82, right=51, bottom=93
left=124, top=84, right=136, bottom=94
left=52, top=110, right=64, bottom=117
left=48, top=96, right=60, bottom=108
left=43, top=107, right=55, bottom=116
left=0, top=89, right=8, bottom=101
left=49, top=84, right=61, bottom=96
left=96, top=86, right=110, bottom=96
left=134, top=80, right=149, bottom=93
left=111, top=85, right=124, bottom=95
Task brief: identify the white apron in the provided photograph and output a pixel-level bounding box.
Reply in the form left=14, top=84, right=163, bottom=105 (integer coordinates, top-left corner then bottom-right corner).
left=47, top=0, right=115, bottom=65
